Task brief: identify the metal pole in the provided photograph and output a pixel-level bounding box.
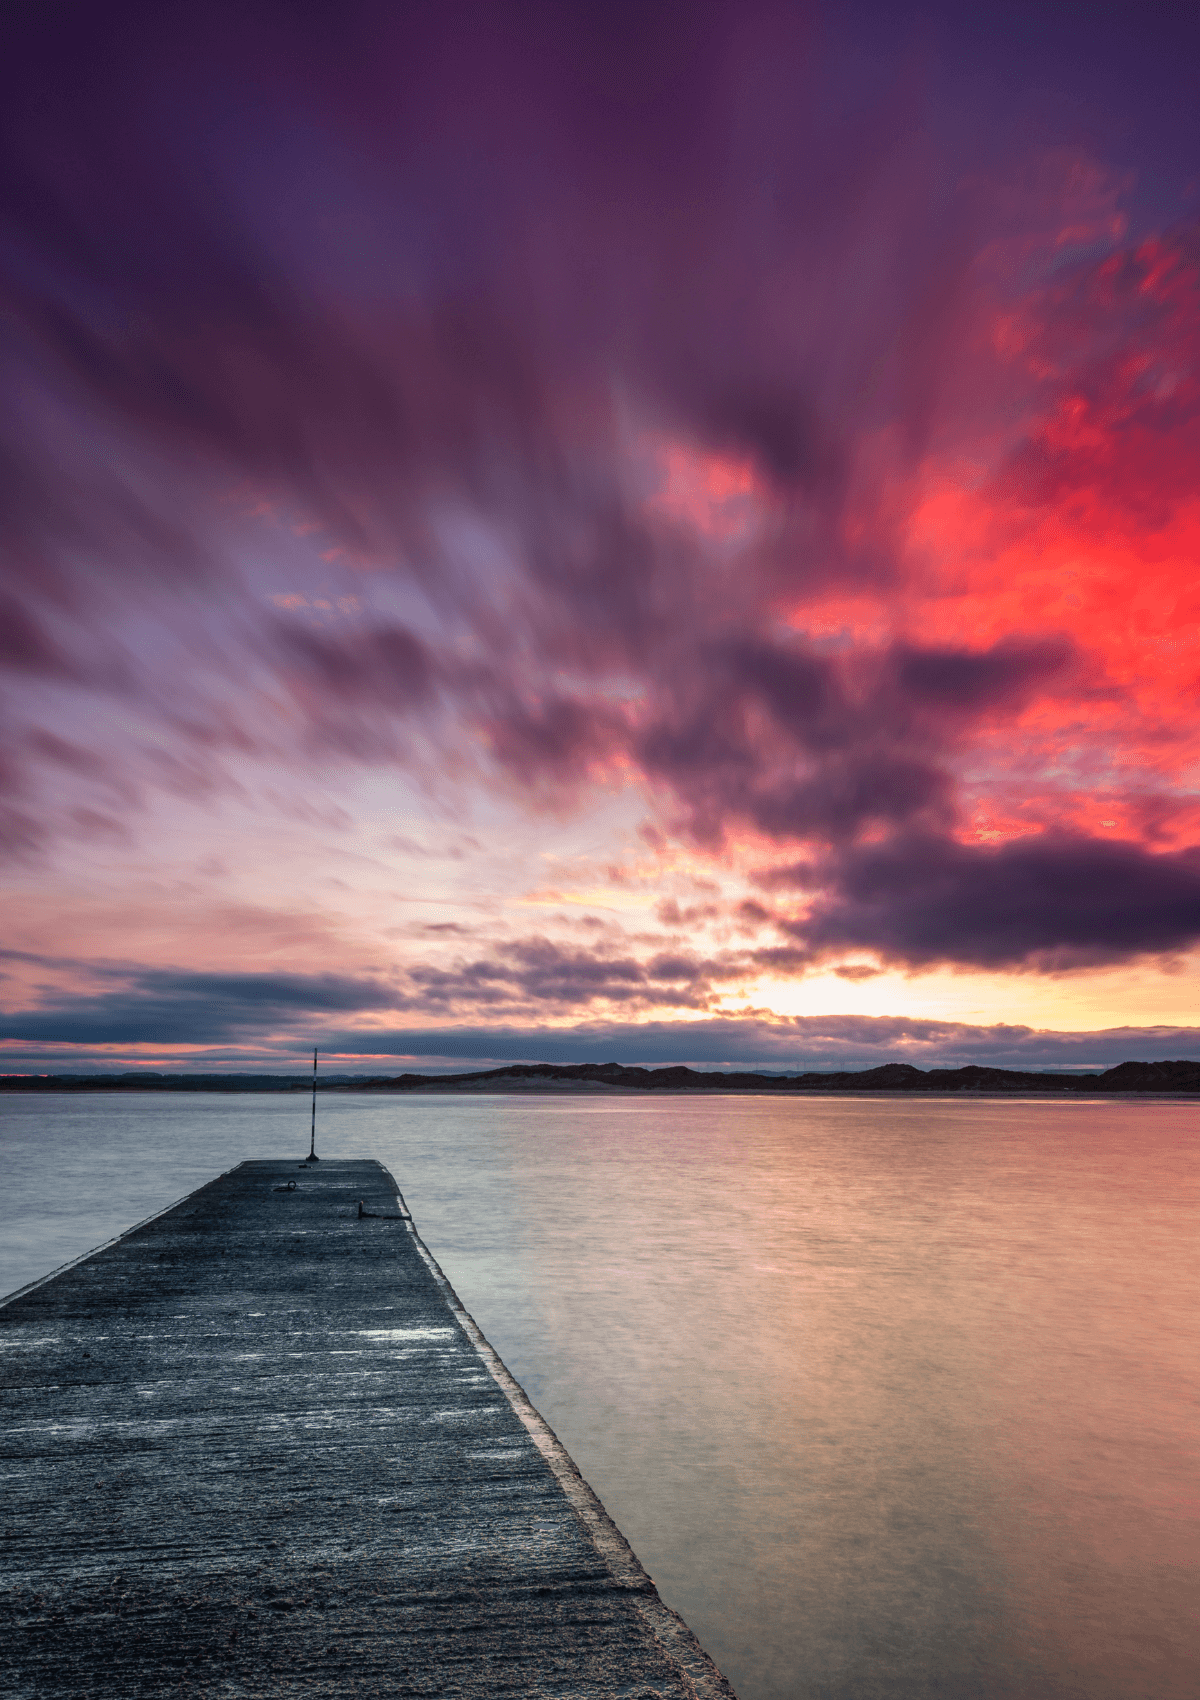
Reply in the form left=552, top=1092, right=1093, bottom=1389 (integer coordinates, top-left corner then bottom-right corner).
left=307, top=1046, right=319, bottom=1161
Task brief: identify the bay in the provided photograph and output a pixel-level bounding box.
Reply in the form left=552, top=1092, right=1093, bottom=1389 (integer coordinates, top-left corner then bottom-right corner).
left=1, top=1090, right=1196, bottom=1700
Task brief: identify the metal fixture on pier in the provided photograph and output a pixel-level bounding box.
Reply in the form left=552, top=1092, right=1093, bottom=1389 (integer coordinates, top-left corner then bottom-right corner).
left=307, top=1047, right=320, bottom=1162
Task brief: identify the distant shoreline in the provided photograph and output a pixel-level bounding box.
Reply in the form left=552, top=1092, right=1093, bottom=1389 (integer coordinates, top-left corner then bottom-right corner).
left=2, top=1059, right=1197, bottom=1094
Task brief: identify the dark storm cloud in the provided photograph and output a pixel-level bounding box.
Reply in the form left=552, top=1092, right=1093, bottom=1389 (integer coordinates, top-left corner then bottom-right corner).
left=407, top=937, right=727, bottom=1012
left=889, top=639, right=1074, bottom=711
left=479, top=692, right=627, bottom=789
left=773, top=833, right=1200, bottom=969
left=632, top=634, right=1077, bottom=847
left=0, top=968, right=404, bottom=1046
left=0, top=940, right=732, bottom=1047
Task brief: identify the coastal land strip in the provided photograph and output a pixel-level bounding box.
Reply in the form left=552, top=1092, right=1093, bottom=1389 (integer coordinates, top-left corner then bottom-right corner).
left=2, top=1059, right=1198, bottom=1094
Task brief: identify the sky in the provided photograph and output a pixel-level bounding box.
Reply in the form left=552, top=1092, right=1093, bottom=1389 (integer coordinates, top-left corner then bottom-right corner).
left=2, top=0, right=1200, bottom=1075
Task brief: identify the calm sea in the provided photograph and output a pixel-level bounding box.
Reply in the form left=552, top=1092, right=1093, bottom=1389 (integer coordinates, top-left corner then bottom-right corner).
left=1, top=1091, right=1196, bottom=1700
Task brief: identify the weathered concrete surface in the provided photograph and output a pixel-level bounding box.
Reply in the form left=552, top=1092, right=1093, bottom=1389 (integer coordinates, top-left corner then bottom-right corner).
left=1, top=1158, right=735, bottom=1698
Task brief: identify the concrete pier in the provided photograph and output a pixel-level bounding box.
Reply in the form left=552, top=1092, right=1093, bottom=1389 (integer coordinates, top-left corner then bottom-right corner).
left=1, top=1158, right=735, bottom=1698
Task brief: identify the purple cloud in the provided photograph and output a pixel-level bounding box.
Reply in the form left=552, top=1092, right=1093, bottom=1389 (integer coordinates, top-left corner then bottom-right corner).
left=778, top=833, right=1200, bottom=969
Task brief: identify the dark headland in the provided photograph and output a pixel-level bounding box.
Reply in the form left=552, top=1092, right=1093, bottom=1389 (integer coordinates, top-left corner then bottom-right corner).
left=3, top=1058, right=1198, bottom=1093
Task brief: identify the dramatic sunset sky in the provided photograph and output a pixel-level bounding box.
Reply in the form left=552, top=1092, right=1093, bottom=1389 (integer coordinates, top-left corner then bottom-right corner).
left=3, top=1, right=1199, bottom=1073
